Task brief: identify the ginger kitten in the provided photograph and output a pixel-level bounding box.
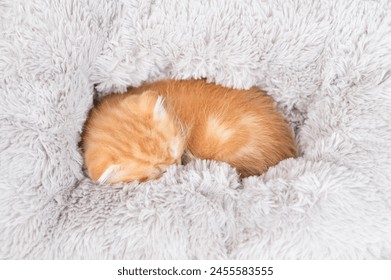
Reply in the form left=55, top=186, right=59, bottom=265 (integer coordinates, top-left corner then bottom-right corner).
left=82, top=79, right=297, bottom=184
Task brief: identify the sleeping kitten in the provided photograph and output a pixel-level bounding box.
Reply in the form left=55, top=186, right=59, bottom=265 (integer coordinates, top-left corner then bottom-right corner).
left=82, top=79, right=297, bottom=184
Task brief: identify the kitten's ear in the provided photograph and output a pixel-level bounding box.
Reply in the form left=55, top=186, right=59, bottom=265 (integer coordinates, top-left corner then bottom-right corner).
left=138, top=90, right=167, bottom=120
left=98, top=164, right=120, bottom=184
left=153, top=95, right=167, bottom=121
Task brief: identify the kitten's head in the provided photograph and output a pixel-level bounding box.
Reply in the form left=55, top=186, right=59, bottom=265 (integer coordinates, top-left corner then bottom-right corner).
left=82, top=90, right=186, bottom=184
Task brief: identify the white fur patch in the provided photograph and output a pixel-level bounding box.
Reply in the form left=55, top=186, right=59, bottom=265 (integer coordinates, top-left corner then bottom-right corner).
left=170, top=139, right=180, bottom=158
left=206, top=116, right=233, bottom=141
left=98, top=165, right=120, bottom=184
left=153, top=96, right=167, bottom=120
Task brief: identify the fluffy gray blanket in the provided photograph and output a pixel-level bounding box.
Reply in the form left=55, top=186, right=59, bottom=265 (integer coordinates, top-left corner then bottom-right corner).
left=1, top=0, right=391, bottom=259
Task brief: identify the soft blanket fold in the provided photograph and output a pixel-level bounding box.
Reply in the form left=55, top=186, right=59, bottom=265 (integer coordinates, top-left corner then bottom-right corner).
left=1, top=0, right=390, bottom=259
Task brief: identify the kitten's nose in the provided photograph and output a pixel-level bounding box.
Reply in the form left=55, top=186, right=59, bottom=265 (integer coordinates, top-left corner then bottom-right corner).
left=181, top=153, right=188, bottom=164
left=181, top=149, right=195, bottom=164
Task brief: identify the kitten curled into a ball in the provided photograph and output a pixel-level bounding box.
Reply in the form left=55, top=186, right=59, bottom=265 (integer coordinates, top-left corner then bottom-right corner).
left=81, top=79, right=297, bottom=184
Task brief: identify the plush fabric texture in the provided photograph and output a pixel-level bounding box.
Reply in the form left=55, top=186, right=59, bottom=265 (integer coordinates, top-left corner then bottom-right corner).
left=1, top=0, right=391, bottom=259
